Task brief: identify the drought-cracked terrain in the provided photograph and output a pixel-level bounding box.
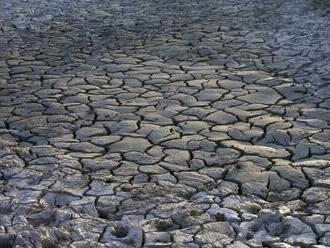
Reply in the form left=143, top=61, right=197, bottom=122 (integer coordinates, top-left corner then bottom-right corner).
left=0, top=0, right=330, bottom=247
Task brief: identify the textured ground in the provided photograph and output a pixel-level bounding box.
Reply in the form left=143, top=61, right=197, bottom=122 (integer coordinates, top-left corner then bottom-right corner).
left=0, top=0, right=330, bottom=247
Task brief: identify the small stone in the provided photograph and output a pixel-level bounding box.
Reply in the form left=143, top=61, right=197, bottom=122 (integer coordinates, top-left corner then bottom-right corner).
left=281, top=216, right=317, bottom=245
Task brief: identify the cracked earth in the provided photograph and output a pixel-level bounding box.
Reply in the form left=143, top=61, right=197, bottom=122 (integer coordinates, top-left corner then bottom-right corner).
left=0, top=0, right=330, bottom=247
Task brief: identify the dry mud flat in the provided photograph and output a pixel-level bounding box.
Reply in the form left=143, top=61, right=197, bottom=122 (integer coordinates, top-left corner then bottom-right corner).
left=0, top=0, right=330, bottom=247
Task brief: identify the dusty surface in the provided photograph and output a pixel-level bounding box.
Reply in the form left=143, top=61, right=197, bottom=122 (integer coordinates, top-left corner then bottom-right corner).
left=0, top=0, right=330, bottom=247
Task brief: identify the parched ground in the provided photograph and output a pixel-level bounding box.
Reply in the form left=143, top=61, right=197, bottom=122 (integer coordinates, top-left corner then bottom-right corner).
left=0, top=0, right=330, bottom=247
